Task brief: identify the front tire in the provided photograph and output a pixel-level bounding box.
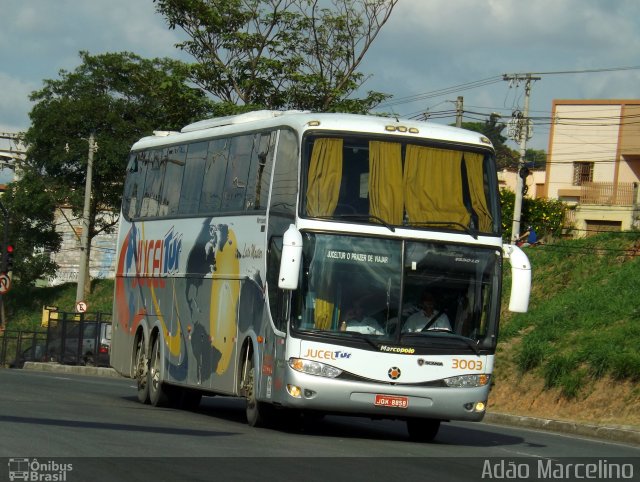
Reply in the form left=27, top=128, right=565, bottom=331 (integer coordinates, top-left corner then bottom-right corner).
left=243, top=355, right=272, bottom=427
left=406, top=418, right=441, bottom=442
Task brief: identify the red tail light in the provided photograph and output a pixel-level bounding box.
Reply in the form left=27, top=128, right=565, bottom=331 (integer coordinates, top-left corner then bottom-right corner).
left=99, top=344, right=109, bottom=354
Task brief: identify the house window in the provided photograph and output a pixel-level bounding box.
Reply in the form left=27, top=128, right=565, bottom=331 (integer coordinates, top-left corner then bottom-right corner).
left=573, top=162, right=593, bottom=186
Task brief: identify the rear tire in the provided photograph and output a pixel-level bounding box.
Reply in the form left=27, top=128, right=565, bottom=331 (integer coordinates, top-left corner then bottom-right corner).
left=148, top=336, right=169, bottom=407
left=135, top=337, right=149, bottom=404
left=406, top=418, right=441, bottom=442
left=83, top=353, right=95, bottom=367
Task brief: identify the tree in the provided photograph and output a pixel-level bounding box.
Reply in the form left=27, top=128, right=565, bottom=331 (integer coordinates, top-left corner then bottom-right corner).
left=459, top=114, right=519, bottom=169
left=15, top=51, right=215, bottom=296
left=154, top=0, right=397, bottom=112
left=500, top=189, right=565, bottom=242
left=525, top=148, right=547, bottom=170
left=0, top=171, right=61, bottom=289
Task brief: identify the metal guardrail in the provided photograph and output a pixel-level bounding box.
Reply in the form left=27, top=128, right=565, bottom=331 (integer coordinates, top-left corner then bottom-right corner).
left=0, top=312, right=112, bottom=368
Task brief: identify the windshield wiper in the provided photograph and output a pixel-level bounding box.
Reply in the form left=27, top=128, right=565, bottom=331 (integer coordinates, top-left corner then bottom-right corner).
left=405, top=220, right=477, bottom=239
left=312, top=214, right=396, bottom=233
left=297, top=328, right=380, bottom=349
left=343, top=331, right=381, bottom=349
left=401, top=332, right=481, bottom=356
left=451, top=336, right=481, bottom=356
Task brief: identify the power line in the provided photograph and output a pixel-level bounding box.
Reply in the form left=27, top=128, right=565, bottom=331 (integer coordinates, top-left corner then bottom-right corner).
left=379, top=76, right=503, bottom=108
left=524, top=65, right=640, bottom=76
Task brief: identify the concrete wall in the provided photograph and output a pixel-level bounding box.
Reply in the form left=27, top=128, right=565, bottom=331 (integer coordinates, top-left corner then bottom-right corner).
left=47, top=207, right=117, bottom=286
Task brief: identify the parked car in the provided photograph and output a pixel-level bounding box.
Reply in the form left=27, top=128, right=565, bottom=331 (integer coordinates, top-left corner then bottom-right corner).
left=10, top=343, right=48, bottom=368
left=48, top=321, right=112, bottom=367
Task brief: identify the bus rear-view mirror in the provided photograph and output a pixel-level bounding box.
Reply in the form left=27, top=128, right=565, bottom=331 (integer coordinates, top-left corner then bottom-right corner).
left=278, top=225, right=303, bottom=290
left=502, top=244, right=531, bottom=313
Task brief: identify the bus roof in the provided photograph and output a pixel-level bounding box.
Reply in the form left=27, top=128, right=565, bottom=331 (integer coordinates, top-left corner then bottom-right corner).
left=131, top=110, right=493, bottom=151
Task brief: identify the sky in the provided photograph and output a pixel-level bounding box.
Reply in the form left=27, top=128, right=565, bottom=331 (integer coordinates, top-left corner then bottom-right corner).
left=1, top=0, right=640, bottom=159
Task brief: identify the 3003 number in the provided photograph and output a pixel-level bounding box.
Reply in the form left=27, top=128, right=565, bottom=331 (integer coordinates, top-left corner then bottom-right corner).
left=452, top=358, right=483, bottom=370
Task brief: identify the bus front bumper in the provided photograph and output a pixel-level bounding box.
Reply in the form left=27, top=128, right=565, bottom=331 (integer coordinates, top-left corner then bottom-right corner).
left=276, top=368, right=490, bottom=421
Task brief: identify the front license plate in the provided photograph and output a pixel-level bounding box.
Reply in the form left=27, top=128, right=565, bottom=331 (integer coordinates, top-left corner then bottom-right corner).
left=374, top=394, right=408, bottom=409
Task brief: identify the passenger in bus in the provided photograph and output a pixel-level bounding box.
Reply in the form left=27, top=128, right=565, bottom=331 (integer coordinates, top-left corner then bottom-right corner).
left=341, top=302, right=384, bottom=335
left=402, top=291, right=451, bottom=333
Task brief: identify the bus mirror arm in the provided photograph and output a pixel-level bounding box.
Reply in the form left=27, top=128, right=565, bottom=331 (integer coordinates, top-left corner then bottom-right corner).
left=502, top=244, right=531, bottom=313
left=278, top=225, right=303, bottom=290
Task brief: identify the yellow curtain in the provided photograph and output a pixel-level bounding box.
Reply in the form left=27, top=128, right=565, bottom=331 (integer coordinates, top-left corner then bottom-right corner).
left=314, top=299, right=334, bottom=330
left=369, top=141, right=404, bottom=225
left=403, top=145, right=470, bottom=228
left=306, top=138, right=343, bottom=216
left=465, top=152, right=494, bottom=232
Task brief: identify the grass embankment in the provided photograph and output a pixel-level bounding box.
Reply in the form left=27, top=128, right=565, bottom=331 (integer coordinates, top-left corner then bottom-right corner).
left=5, top=233, right=640, bottom=426
left=6, top=279, right=115, bottom=329
left=495, top=232, right=640, bottom=427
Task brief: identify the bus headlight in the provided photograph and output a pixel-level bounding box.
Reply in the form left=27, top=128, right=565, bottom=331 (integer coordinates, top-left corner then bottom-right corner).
left=289, top=358, right=342, bottom=378
left=444, top=374, right=491, bottom=388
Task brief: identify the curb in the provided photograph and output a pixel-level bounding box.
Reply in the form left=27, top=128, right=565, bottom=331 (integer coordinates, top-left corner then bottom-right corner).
left=23, top=361, right=121, bottom=378
left=21, top=362, right=640, bottom=446
left=483, top=412, right=640, bottom=447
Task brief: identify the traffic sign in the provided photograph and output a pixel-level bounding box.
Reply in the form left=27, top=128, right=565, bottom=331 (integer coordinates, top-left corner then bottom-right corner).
left=75, top=300, right=88, bottom=313
left=0, top=273, right=10, bottom=294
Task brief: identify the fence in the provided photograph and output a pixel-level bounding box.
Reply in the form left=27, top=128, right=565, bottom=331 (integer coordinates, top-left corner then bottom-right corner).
left=580, top=182, right=637, bottom=205
left=0, top=312, right=112, bottom=368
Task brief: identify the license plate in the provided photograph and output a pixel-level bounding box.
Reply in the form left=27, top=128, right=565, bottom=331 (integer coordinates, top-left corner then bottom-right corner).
left=374, top=394, right=408, bottom=409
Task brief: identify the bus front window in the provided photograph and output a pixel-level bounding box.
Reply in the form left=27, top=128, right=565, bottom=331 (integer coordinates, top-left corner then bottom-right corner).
left=302, top=135, right=500, bottom=235
left=291, top=234, right=501, bottom=352
left=293, top=234, right=402, bottom=339
left=399, top=242, right=501, bottom=349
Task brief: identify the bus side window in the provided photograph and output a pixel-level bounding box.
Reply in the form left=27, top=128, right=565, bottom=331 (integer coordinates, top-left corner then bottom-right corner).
left=222, top=134, right=253, bottom=212
left=123, top=152, right=147, bottom=219
left=246, top=132, right=275, bottom=211
left=179, top=141, right=207, bottom=214
left=140, top=149, right=165, bottom=218
left=267, top=236, right=287, bottom=332
left=199, top=138, right=228, bottom=214
left=162, top=145, right=186, bottom=216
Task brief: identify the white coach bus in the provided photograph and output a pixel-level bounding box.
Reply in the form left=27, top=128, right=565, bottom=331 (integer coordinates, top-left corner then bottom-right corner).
left=110, top=110, right=531, bottom=441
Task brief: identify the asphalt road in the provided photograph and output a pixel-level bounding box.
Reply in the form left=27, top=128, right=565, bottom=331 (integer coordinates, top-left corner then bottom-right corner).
left=0, top=368, right=638, bottom=482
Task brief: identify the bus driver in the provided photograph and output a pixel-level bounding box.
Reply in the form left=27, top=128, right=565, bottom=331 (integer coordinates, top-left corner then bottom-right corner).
left=402, top=291, right=451, bottom=333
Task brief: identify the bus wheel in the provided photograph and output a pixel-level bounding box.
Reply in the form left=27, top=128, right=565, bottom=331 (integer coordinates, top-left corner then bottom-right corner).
left=243, top=357, right=269, bottom=427
left=148, top=337, right=169, bottom=407
left=406, top=418, right=441, bottom=442
left=135, top=338, right=149, bottom=404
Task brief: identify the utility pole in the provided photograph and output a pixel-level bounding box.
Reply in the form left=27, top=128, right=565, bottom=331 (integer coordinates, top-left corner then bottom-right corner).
left=0, top=199, right=8, bottom=332
left=503, top=74, right=540, bottom=244
left=455, top=96, right=463, bottom=128
left=75, top=133, right=97, bottom=303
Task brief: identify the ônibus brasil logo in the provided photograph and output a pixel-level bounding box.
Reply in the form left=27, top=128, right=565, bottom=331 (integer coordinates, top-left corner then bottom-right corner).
left=8, top=458, right=73, bottom=481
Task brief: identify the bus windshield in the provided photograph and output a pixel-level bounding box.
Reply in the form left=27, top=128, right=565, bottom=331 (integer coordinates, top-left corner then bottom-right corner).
left=302, top=134, right=499, bottom=235
left=291, top=233, right=501, bottom=351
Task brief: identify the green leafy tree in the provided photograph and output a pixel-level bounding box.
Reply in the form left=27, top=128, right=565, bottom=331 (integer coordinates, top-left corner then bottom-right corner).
left=0, top=171, right=61, bottom=285
left=154, top=0, right=397, bottom=112
left=14, top=51, right=215, bottom=296
left=500, top=189, right=566, bottom=242
left=459, top=114, right=519, bottom=169
left=525, top=148, right=547, bottom=170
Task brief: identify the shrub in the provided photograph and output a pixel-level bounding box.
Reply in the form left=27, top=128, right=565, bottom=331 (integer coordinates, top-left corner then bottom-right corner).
left=500, top=188, right=566, bottom=242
